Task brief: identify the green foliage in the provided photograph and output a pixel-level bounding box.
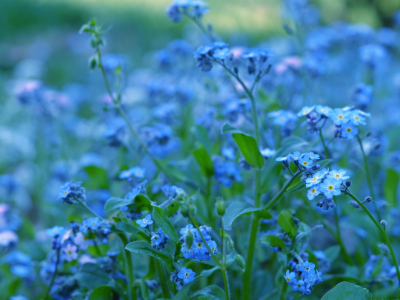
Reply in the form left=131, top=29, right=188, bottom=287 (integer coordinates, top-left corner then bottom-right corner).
left=75, top=263, right=111, bottom=290
left=321, top=282, right=372, bottom=300
left=125, top=241, right=174, bottom=272
left=152, top=206, right=179, bottom=243
left=259, top=234, right=287, bottom=252
left=384, top=168, right=399, bottom=205
left=232, top=133, right=264, bottom=169
left=193, top=146, right=214, bottom=177
left=278, top=211, right=297, bottom=238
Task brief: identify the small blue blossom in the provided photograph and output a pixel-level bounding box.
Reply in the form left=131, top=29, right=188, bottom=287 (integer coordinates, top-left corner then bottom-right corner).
left=178, top=267, right=196, bottom=284
left=320, top=179, right=342, bottom=198
left=316, top=105, right=332, bottom=116
left=86, top=217, right=101, bottom=230
left=327, top=169, right=349, bottom=181
left=284, top=270, right=297, bottom=285
left=119, top=167, right=146, bottom=179
left=46, top=226, right=66, bottom=237
left=260, top=148, right=276, bottom=158
left=341, top=121, right=358, bottom=139
left=307, top=185, right=320, bottom=200
left=136, top=214, right=153, bottom=228
left=297, top=106, right=315, bottom=117
left=330, top=108, right=349, bottom=125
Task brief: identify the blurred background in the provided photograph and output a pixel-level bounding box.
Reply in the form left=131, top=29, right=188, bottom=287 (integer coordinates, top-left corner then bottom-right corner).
left=1, top=0, right=400, bottom=87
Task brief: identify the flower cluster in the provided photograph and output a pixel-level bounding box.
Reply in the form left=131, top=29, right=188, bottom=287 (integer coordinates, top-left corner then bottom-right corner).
left=166, top=0, right=209, bottom=23
left=57, top=181, right=87, bottom=204
left=284, top=260, right=323, bottom=295
left=170, top=267, right=196, bottom=290
left=213, top=156, right=242, bottom=188
left=297, top=105, right=370, bottom=139
left=194, top=42, right=231, bottom=72
left=303, top=167, right=350, bottom=210
left=276, top=151, right=320, bottom=170
left=180, top=224, right=218, bottom=261
left=151, top=228, right=170, bottom=250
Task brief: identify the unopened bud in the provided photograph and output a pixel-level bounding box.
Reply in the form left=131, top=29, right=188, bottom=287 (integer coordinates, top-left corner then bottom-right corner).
left=345, top=180, right=352, bottom=187
left=365, top=196, right=372, bottom=203
left=378, top=243, right=389, bottom=253
left=349, top=200, right=360, bottom=209
left=312, top=164, right=321, bottom=171
left=189, top=204, right=197, bottom=217
left=380, top=220, right=387, bottom=228
left=216, top=199, right=226, bottom=217
left=180, top=205, right=189, bottom=218
left=235, top=254, right=246, bottom=270
left=89, top=55, right=99, bottom=70
left=365, top=131, right=372, bottom=137
left=185, top=230, right=194, bottom=249
left=174, top=188, right=186, bottom=200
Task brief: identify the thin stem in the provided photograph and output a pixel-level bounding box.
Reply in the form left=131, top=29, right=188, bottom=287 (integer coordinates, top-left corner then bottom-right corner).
left=264, top=170, right=302, bottom=210
left=304, top=199, right=353, bottom=265
left=356, top=134, right=381, bottom=220
left=155, top=260, right=170, bottom=298
left=221, top=268, right=231, bottom=300
left=290, top=251, right=304, bottom=263
left=345, top=190, right=400, bottom=298
left=243, top=170, right=301, bottom=299
left=279, top=280, right=288, bottom=300
left=190, top=217, right=222, bottom=267
left=334, top=208, right=354, bottom=265
left=43, top=247, right=61, bottom=300
left=188, top=15, right=215, bottom=42
left=76, top=198, right=105, bottom=221
left=218, top=63, right=260, bottom=145
left=319, top=128, right=329, bottom=159
left=118, top=234, right=134, bottom=300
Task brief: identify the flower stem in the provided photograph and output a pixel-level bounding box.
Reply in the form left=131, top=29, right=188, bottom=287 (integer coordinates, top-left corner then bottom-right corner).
left=319, top=128, right=329, bottom=159
left=76, top=198, right=105, bottom=221
left=43, top=247, right=61, bottom=300
left=155, top=260, right=171, bottom=298
left=118, top=234, right=134, bottom=300
left=221, top=267, right=231, bottom=300
left=333, top=208, right=354, bottom=265
left=356, top=134, right=381, bottom=220
left=345, top=190, right=400, bottom=298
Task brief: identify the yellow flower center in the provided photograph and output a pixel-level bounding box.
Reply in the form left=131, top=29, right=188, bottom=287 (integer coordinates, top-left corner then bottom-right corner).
left=184, top=272, right=189, bottom=277
left=347, top=128, right=352, bottom=132
left=328, top=185, right=334, bottom=190
left=312, top=188, right=316, bottom=193
left=197, top=242, right=203, bottom=247
left=303, top=161, right=308, bottom=165
left=335, top=174, right=340, bottom=178
left=338, top=115, right=343, bottom=119
left=68, top=250, right=72, bottom=254
left=64, top=191, right=68, bottom=195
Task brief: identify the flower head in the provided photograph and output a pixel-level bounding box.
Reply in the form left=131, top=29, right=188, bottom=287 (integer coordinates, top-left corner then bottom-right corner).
left=320, top=179, right=341, bottom=197
left=136, top=214, right=153, bottom=228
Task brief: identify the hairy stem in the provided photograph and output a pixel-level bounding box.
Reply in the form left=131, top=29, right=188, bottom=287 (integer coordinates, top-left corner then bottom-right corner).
left=356, top=134, right=381, bottom=220
left=43, top=247, right=61, bottom=300
left=345, top=190, right=400, bottom=298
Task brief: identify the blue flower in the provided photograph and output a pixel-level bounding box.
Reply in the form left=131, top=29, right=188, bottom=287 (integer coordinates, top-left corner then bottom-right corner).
left=306, top=152, right=320, bottom=161
left=136, top=214, right=153, bottom=228
left=306, top=172, right=324, bottom=187
left=307, top=185, right=320, bottom=200
left=86, top=217, right=101, bottom=230
left=57, top=181, right=86, bottom=204
left=359, top=43, right=387, bottom=68
left=330, top=108, right=349, bottom=125
left=260, top=148, right=276, bottom=158
left=178, top=267, right=196, bottom=284
left=341, top=121, right=358, bottom=139
left=299, top=261, right=315, bottom=277
left=212, top=48, right=232, bottom=60
left=349, top=111, right=366, bottom=126
left=284, top=270, right=297, bottom=285
left=119, top=167, right=145, bottom=179
left=316, top=105, right=332, bottom=116
left=275, top=156, right=288, bottom=162
left=46, top=226, right=66, bottom=237
left=327, top=169, right=349, bottom=181
left=124, top=180, right=148, bottom=201
left=297, top=106, right=315, bottom=117
left=180, top=224, right=194, bottom=236
left=320, top=179, right=341, bottom=197
left=289, top=151, right=302, bottom=161
left=298, top=155, right=313, bottom=168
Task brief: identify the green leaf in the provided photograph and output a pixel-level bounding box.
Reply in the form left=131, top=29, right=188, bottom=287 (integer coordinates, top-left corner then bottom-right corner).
left=125, top=241, right=174, bottom=272
left=232, top=133, right=264, bottom=169
left=193, top=146, right=214, bottom=176
left=104, top=194, right=153, bottom=212
left=321, top=282, right=372, bottom=300
left=221, top=123, right=247, bottom=135
left=89, top=286, right=115, bottom=300
left=165, top=200, right=181, bottom=217
left=75, top=263, right=111, bottom=290
left=192, top=284, right=226, bottom=300
left=84, top=166, right=108, bottom=189
left=192, top=125, right=212, bottom=153
left=384, top=168, right=399, bottom=205
left=115, top=222, right=146, bottom=235
left=223, top=201, right=262, bottom=231
left=278, top=211, right=297, bottom=237
left=200, top=266, right=220, bottom=278
left=324, top=245, right=341, bottom=263
left=152, top=206, right=179, bottom=243
left=259, top=235, right=287, bottom=252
